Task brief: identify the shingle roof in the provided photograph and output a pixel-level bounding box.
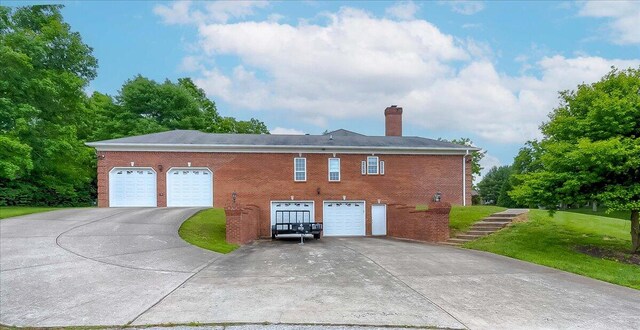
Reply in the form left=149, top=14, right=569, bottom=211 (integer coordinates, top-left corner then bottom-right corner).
left=86, top=129, right=479, bottom=154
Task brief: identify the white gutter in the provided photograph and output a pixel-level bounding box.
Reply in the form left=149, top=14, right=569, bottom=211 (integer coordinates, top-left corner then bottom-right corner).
left=463, top=150, right=468, bottom=206
left=85, top=142, right=480, bottom=155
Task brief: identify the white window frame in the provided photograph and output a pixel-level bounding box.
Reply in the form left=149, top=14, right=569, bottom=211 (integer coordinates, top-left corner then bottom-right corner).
left=380, top=160, right=385, bottom=175
left=294, top=157, right=307, bottom=182
left=328, top=158, right=340, bottom=182
left=367, top=156, right=379, bottom=175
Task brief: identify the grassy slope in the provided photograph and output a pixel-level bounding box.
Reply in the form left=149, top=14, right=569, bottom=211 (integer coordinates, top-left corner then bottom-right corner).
left=449, top=205, right=507, bottom=233
left=465, top=210, right=639, bottom=290
left=563, top=207, right=630, bottom=221
left=178, top=208, right=238, bottom=254
left=0, top=206, right=64, bottom=219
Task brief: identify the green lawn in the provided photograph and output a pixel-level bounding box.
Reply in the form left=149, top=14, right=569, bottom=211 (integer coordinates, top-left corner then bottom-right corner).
left=0, top=206, right=65, bottom=219
left=563, top=207, right=631, bottom=221
left=465, top=210, right=639, bottom=290
left=178, top=208, right=238, bottom=254
left=449, top=205, right=507, bottom=234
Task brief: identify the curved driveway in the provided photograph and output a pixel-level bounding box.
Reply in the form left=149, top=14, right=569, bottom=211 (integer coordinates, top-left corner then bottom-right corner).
left=1, top=208, right=640, bottom=329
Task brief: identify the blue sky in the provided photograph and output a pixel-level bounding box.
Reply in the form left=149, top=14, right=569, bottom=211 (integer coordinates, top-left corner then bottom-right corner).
left=9, top=1, right=640, bottom=178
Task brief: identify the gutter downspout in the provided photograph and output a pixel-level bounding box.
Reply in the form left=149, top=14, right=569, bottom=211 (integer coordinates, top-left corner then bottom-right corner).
left=463, top=150, right=469, bottom=206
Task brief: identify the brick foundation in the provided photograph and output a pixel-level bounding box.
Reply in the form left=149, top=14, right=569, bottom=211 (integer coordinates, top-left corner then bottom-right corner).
left=387, top=202, right=451, bottom=242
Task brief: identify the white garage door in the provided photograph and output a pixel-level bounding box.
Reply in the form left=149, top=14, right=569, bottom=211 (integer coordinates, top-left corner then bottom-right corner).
left=322, top=201, right=365, bottom=236
left=271, top=201, right=315, bottom=227
left=166, top=168, right=213, bottom=207
left=109, top=168, right=157, bottom=207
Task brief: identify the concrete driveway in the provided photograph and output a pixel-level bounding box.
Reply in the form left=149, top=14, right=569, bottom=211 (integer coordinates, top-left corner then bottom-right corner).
left=1, top=209, right=639, bottom=329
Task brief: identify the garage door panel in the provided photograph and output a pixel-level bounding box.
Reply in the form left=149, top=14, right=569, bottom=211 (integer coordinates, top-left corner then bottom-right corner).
left=323, top=201, right=365, bottom=236
left=167, top=168, right=213, bottom=207
left=109, top=168, right=157, bottom=207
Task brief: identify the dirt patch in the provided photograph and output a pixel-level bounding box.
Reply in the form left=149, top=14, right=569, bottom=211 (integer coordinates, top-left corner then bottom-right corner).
left=511, top=212, right=529, bottom=223
left=577, top=246, right=640, bottom=266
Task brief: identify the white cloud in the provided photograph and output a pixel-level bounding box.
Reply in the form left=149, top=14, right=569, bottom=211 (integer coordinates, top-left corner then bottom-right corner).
left=578, top=0, right=640, bottom=45
left=442, top=1, right=485, bottom=15
left=161, top=6, right=640, bottom=144
left=153, top=0, right=193, bottom=25
left=154, top=0, right=268, bottom=25
left=385, top=1, right=420, bottom=20
left=271, top=127, right=305, bottom=135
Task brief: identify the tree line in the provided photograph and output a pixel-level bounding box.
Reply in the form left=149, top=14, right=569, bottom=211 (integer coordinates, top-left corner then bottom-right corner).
left=0, top=5, right=268, bottom=206
left=476, top=67, right=640, bottom=252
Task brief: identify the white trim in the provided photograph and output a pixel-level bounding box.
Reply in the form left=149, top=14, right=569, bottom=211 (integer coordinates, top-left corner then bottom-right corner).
left=270, top=200, right=315, bottom=226
left=165, top=167, right=213, bottom=207
left=462, top=152, right=468, bottom=206
left=87, top=143, right=478, bottom=155
left=380, top=160, right=385, bottom=175
left=328, top=158, right=340, bottom=182
left=367, top=156, right=379, bottom=175
left=322, top=200, right=366, bottom=237
left=108, top=167, right=157, bottom=207
left=294, top=157, right=306, bottom=182
left=361, top=161, right=366, bottom=175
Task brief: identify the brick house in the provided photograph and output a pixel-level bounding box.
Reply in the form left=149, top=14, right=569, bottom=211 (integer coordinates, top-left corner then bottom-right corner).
left=87, top=106, right=477, bottom=241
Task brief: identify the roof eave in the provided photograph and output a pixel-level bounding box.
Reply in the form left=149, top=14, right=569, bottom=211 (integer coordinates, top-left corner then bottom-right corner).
left=85, top=142, right=480, bottom=154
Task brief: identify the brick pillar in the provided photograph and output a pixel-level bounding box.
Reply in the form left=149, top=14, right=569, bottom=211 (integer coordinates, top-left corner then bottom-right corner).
left=225, top=208, right=243, bottom=245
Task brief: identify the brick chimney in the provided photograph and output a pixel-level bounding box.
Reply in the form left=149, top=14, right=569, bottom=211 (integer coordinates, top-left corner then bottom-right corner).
left=384, top=105, right=403, bottom=136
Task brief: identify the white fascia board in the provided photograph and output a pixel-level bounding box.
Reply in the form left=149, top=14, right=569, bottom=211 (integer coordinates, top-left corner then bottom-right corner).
left=85, top=142, right=480, bottom=155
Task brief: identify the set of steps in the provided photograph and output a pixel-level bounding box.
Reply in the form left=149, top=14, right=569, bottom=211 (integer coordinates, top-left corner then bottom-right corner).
left=444, top=209, right=528, bottom=246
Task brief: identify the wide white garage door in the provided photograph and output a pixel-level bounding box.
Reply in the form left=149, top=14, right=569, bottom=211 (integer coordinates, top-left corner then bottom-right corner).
left=271, top=201, right=315, bottom=227
left=322, top=201, right=365, bottom=236
left=109, top=168, right=157, bottom=207
left=167, top=168, right=213, bottom=207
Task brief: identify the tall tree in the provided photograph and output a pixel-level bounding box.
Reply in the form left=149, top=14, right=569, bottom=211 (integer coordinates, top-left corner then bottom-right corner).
left=510, top=67, right=640, bottom=253
left=447, top=137, right=486, bottom=181
left=477, top=165, right=511, bottom=205
left=0, top=5, right=97, bottom=205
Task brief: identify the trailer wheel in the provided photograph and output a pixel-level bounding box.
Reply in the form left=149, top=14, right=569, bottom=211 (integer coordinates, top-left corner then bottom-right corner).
left=313, top=233, right=321, bottom=239
left=271, top=232, right=276, bottom=240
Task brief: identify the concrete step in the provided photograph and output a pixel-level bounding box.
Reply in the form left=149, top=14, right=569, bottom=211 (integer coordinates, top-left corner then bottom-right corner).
left=469, top=225, right=506, bottom=232
left=447, top=238, right=471, bottom=244
left=482, top=217, right=514, bottom=222
left=491, top=213, right=519, bottom=218
left=455, top=234, right=485, bottom=240
left=466, top=230, right=494, bottom=236
left=477, top=221, right=512, bottom=226
left=471, top=222, right=509, bottom=228
left=441, top=241, right=461, bottom=246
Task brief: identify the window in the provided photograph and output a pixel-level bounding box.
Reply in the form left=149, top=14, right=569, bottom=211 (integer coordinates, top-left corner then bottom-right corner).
left=294, top=157, right=306, bottom=181
left=380, top=161, right=385, bottom=175
left=367, top=156, right=379, bottom=175
left=328, top=158, right=340, bottom=181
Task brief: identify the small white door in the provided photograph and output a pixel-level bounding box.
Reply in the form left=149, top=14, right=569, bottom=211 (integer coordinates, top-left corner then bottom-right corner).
left=372, top=204, right=387, bottom=236
left=322, top=201, right=365, bottom=236
left=109, top=168, right=157, bottom=207
left=166, top=168, right=213, bottom=207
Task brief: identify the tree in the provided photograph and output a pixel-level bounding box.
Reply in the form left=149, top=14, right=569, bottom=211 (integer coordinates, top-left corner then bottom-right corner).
left=442, top=137, right=486, bottom=181
left=0, top=5, right=98, bottom=205
left=477, top=165, right=511, bottom=205
left=86, top=76, right=269, bottom=141
left=510, top=67, right=640, bottom=253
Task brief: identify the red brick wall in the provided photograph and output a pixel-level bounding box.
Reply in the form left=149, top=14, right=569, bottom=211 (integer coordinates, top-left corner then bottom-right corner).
left=97, top=151, right=471, bottom=238
left=387, top=202, right=451, bottom=242
left=225, top=205, right=260, bottom=245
